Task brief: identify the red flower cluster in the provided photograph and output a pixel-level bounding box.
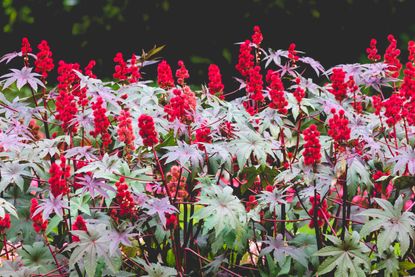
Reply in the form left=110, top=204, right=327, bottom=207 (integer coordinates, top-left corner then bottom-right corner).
left=246, top=195, right=258, bottom=212
left=329, top=68, right=348, bottom=102
left=21, top=37, right=32, bottom=57
left=207, top=64, right=224, bottom=99
left=176, top=60, right=189, bottom=86
left=220, top=121, right=235, bottom=139
left=194, top=126, right=212, bottom=150
left=165, top=214, right=178, bottom=229
left=72, top=215, right=88, bottom=242
left=235, top=40, right=254, bottom=77
left=138, top=114, right=158, bottom=147
left=308, top=195, right=330, bottom=228
left=164, top=89, right=194, bottom=123
left=384, top=34, right=402, bottom=78
left=49, top=156, right=71, bottom=197
left=294, top=86, right=305, bottom=104
left=34, top=40, right=54, bottom=79
left=91, top=97, right=112, bottom=148
left=401, top=62, right=415, bottom=99
left=288, top=43, right=299, bottom=62
left=84, top=60, right=96, bottom=78
left=383, top=93, right=403, bottom=126
left=0, top=214, right=11, bottom=233
left=30, top=198, right=48, bottom=233
left=266, top=70, right=288, bottom=114
left=113, top=53, right=141, bottom=83
left=117, top=109, right=136, bottom=154
left=303, top=124, right=321, bottom=166
left=408, top=41, right=415, bottom=62
left=157, top=60, right=175, bottom=89
left=246, top=66, right=264, bottom=102
left=366, top=39, right=381, bottom=62
left=166, top=166, right=188, bottom=200
left=251, top=26, right=263, bottom=46
left=372, top=95, right=382, bottom=115
left=113, top=177, right=137, bottom=220
left=328, top=109, right=351, bottom=145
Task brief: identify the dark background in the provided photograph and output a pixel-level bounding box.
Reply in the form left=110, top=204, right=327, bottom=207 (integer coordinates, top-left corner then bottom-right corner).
left=1, top=0, right=415, bottom=88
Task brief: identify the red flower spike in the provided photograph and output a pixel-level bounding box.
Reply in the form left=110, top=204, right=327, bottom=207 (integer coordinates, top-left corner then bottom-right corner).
left=113, top=178, right=137, bottom=220
left=91, top=97, right=112, bottom=148
left=302, top=124, right=321, bottom=166
left=49, top=156, right=71, bottom=198
left=252, top=26, right=263, bottom=46
left=0, top=214, right=11, bottom=233
left=157, top=60, right=175, bottom=89
left=328, top=109, right=351, bottom=146
left=235, top=40, right=254, bottom=77
left=208, top=64, right=224, bottom=99
left=164, top=88, right=195, bottom=124
left=329, top=68, right=348, bottom=102
left=84, top=60, right=97, bottom=78
left=384, top=34, right=402, bottom=78
left=193, top=126, right=212, bottom=151
left=267, top=70, right=288, bottom=114
left=21, top=37, right=32, bottom=57
left=34, top=40, right=54, bottom=79
left=288, top=43, right=299, bottom=62
left=117, top=109, right=136, bottom=153
left=246, top=66, right=264, bottom=102
left=176, top=60, right=190, bottom=86
left=138, top=114, right=159, bottom=147
left=308, top=195, right=330, bottom=228
left=30, top=198, right=48, bottom=233
left=366, top=39, right=381, bottom=62
left=72, top=215, right=88, bottom=242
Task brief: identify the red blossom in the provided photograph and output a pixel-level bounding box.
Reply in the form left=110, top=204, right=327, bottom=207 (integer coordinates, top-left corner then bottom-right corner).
left=308, top=195, right=330, bottom=228
left=251, top=26, right=263, bottom=46
left=288, top=43, right=299, bottom=62
left=245, top=195, right=258, bottom=212
left=84, top=60, right=97, bottom=78
left=302, top=124, right=321, bottom=166
left=329, top=68, right=348, bottom=102
left=164, top=88, right=195, bottom=123
left=117, top=109, right=136, bottom=154
left=383, top=93, right=403, bottom=126
left=0, top=214, right=11, bottom=233
left=72, top=215, right=88, bottom=242
left=91, top=97, right=112, bottom=148
left=30, top=198, right=48, bottom=233
left=207, top=64, right=224, bottom=99
left=138, top=114, right=158, bottom=147
left=176, top=60, right=190, bottom=86
left=34, top=40, right=54, bottom=79
left=408, top=41, right=415, bottom=63
left=157, top=60, right=175, bottom=89
left=266, top=70, right=288, bottom=114
left=194, top=126, right=212, bottom=151
left=235, top=40, right=254, bottom=77
left=328, top=109, right=351, bottom=145
left=166, top=166, right=188, bottom=200
left=384, top=34, right=402, bottom=78
left=21, top=37, right=32, bottom=57
left=112, top=177, right=137, bottom=220
left=49, top=156, right=71, bottom=198
left=246, top=66, right=264, bottom=102
left=113, top=53, right=141, bottom=83
left=366, top=39, right=381, bottom=62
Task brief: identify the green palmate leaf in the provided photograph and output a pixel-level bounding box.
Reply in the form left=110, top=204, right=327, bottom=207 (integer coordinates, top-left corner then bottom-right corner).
left=193, top=185, right=246, bottom=238
left=316, top=231, right=370, bottom=277
left=133, top=258, right=177, bottom=277
left=0, top=197, right=18, bottom=218
left=230, top=130, right=275, bottom=169
left=346, top=156, right=372, bottom=194
left=69, top=223, right=119, bottom=277
left=376, top=248, right=400, bottom=277
left=18, top=242, right=55, bottom=274
left=260, top=234, right=308, bottom=268
left=358, top=196, right=415, bottom=256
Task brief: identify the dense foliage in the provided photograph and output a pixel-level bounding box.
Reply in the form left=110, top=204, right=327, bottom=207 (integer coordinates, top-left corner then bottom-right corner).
left=0, top=26, right=415, bottom=276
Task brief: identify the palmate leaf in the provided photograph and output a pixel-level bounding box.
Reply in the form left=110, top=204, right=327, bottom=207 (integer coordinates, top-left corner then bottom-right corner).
left=0, top=197, right=18, bottom=218
left=142, top=197, right=178, bottom=227
left=0, top=161, right=31, bottom=192
left=390, top=147, right=415, bottom=175
left=0, top=258, right=38, bottom=277
left=230, top=130, right=275, bottom=169
left=133, top=258, right=177, bottom=277
left=69, top=224, right=119, bottom=277
left=316, top=231, right=370, bottom=277
left=193, top=185, right=246, bottom=238
left=18, top=242, right=55, bottom=274
left=0, top=67, right=45, bottom=91
left=358, top=196, right=415, bottom=256
left=162, top=141, right=203, bottom=167
left=260, top=234, right=308, bottom=268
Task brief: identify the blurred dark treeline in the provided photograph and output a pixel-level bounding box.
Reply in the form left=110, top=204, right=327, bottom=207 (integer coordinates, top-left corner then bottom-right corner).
left=1, top=0, right=415, bottom=88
